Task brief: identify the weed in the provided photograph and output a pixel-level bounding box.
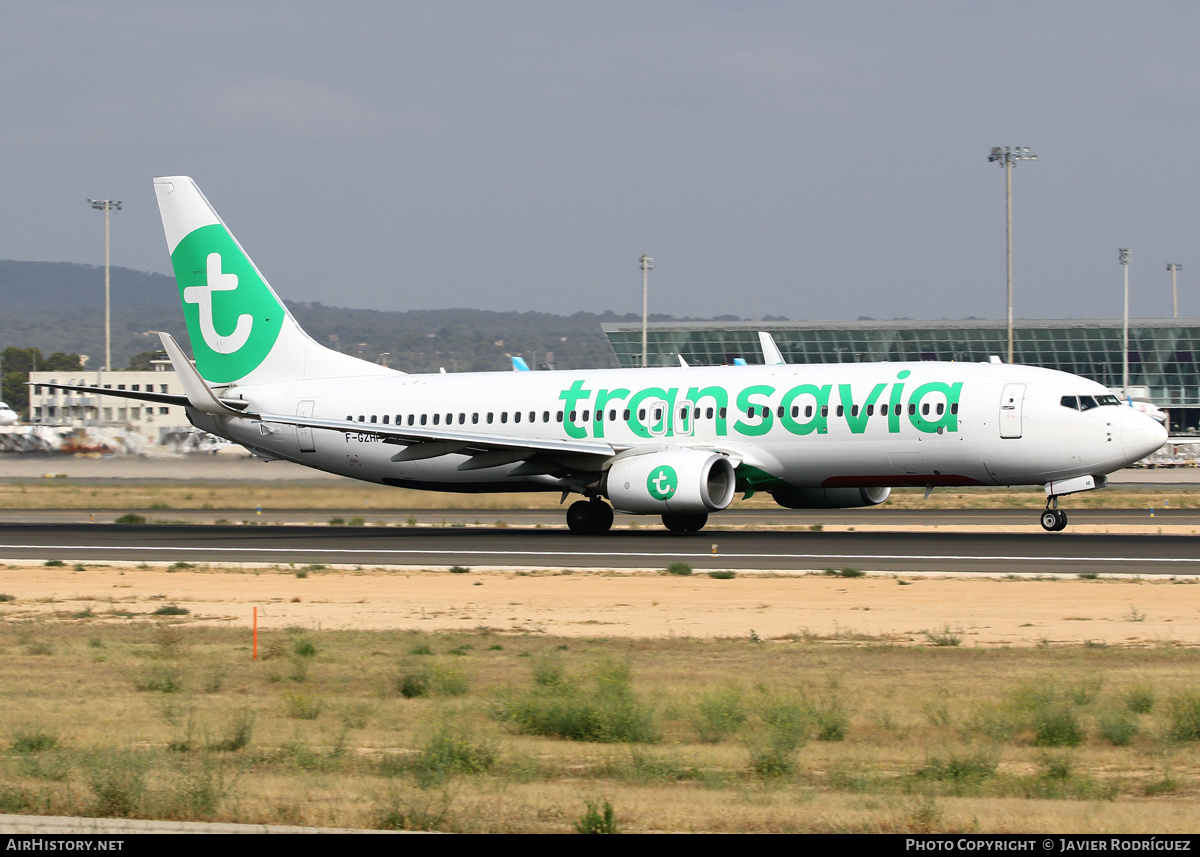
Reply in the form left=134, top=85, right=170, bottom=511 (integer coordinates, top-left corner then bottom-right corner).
left=1032, top=705, right=1084, bottom=748
left=205, top=708, right=255, bottom=752
left=375, top=786, right=453, bottom=832
left=412, top=720, right=496, bottom=786
left=1164, top=692, right=1200, bottom=743
left=576, top=799, right=619, bottom=834
left=168, top=562, right=194, bottom=571
left=152, top=604, right=190, bottom=616
left=746, top=690, right=810, bottom=777
left=1124, top=604, right=1147, bottom=623
left=691, top=684, right=747, bottom=743
left=916, top=748, right=999, bottom=788
left=10, top=726, right=59, bottom=754
left=282, top=691, right=324, bottom=720
left=1077, top=572, right=1099, bottom=580
left=86, top=750, right=150, bottom=818
left=163, top=754, right=235, bottom=820
left=394, top=659, right=432, bottom=698
left=665, top=562, right=692, bottom=576
left=0, top=593, right=14, bottom=602
left=923, top=624, right=963, bottom=647
left=349, top=517, right=366, bottom=527
left=292, top=638, right=318, bottom=658
left=1098, top=709, right=1140, bottom=746
left=44, top=559, right=65, bottom=567
left=808, top=524, right=823, bottom=532
left=709, top=570, right=736, bottom=579
left=449, top=565, right=471, bottom=574
left=329, top=517, right=345, bottom=526
left=1122, top=685, right=1156, bottom=714
left=294, top=568, right=308, bottom=578
left=1067, top=674, right=1104, bottom=706
left=115, top=513, right=146, bottom=525
left=131, top=664, right=186, bottom=694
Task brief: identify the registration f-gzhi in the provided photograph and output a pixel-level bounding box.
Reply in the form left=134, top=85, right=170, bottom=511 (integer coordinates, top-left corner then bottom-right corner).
left=44, top=177, right=1167, bottom=534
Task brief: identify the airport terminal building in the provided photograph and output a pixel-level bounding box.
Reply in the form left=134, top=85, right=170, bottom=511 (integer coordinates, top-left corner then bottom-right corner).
left=603, top=319, right=1200, bottom=430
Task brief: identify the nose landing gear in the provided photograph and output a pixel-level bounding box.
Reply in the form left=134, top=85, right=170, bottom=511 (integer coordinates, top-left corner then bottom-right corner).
left=1041, top=500, right=1068, bottom=532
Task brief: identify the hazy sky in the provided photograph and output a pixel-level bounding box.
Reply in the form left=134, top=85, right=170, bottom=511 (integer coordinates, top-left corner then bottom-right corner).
left=2, top=1, right=1197, bottom=322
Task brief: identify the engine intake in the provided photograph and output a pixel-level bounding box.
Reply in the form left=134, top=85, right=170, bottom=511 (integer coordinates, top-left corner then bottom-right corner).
left=606, top=450, right=736, bottom=515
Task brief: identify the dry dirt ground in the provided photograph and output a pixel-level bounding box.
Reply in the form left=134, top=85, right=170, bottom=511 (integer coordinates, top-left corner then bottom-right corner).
left=1, top=563, right=1196, bottom=648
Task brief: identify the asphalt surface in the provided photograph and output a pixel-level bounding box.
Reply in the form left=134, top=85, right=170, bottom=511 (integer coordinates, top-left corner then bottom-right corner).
left=0, top=518, right=1196, bottom=575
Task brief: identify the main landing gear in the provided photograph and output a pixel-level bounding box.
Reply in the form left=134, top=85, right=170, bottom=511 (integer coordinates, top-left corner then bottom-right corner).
left=566, top=498, right=614, bottom=534
left=1040, top=500, right=1068, bottom=532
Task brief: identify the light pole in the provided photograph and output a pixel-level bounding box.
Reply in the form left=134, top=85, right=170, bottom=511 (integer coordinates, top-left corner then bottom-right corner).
left=1119, top=248, right=1131, bottom=397
left=1167, top=263, right=1183, bottom=319
left=639, top=254, right=653, bottom=368
left=988, top=146, right=1037, bottom=364
left=88, top=198, right=122, bottom=371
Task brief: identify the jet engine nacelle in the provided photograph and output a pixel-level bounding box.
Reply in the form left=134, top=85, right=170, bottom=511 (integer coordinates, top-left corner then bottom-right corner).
left=605, top=449, right=737, bottom=515
left=770, top=486, right=892, bottom=509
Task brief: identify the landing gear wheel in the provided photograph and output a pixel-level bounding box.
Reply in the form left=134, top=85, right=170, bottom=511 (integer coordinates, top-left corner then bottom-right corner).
left=662, top=512, right=708, bottom=533
left=1040, top=509, right=1068, bottom=532
left=566, top=499, right=614, bottom=534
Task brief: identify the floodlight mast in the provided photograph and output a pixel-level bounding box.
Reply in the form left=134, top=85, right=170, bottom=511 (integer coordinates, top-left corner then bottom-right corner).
left=988, top=146, right=1037, bottom=364
left=1167, top=263, right=1183, bottom=319
left=88, top=198, right=122, bottom=372
left=1120, top=248, right=1132, bottom=397
left=639, top=254, right=653, bottom=368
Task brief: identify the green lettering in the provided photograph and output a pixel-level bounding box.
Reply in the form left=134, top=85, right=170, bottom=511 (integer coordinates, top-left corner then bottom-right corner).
left=780, top=384, right=830, bottom=435
left=626, top=387, right=678, bottom=438
left=557, top=379, right=592, bottom=439
left=888, top=370, right=910, bottom=433
left=907, top=381, right=962, bottom=434
left=838, top=383, right=887, bottom=434
left=734, top=385, right=775, bottom=437
left=686, top=385, right=729, bottom=437
left=593, top=388, right=630, bottom=439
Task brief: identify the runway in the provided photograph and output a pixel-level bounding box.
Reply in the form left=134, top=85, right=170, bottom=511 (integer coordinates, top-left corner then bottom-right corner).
left=1, top=519, right=1197, bottom=575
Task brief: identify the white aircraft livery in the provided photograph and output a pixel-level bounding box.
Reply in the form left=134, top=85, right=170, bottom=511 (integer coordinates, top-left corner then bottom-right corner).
left=44, top=177, right=1167, bottom=533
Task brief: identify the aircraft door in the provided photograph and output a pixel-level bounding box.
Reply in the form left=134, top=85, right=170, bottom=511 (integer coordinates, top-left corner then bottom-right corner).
left=642, top=398, right=669, bottom=437
left=999, top=384, right=1025, bottom=439
left=297, top=400, right=316, bottom=453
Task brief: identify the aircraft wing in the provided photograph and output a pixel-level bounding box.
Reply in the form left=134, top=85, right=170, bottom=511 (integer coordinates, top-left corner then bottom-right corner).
left=257, top=410, right=626, bottom=466
left=30, top=381, right=249, bottom=411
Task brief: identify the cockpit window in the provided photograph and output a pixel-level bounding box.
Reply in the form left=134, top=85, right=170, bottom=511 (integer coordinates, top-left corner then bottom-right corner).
left=1063, top=394, right=1121, bottom=411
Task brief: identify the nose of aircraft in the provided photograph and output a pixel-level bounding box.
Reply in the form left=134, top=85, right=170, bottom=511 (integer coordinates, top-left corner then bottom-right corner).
left=1121, top=407, right=1168, bottom=465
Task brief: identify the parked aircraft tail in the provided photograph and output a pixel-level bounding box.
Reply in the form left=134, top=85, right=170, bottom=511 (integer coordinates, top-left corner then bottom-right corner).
left=152, top=176, right=395, bottom=388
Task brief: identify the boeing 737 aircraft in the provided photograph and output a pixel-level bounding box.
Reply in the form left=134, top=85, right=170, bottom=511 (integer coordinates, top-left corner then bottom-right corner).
left=42, top=177, right=1167, bottom=534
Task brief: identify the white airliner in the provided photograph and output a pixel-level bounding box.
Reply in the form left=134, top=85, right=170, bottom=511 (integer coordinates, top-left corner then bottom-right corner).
left=42, top=177, right=1167, bottom=533
left=0, top=402, right=18, bottom=427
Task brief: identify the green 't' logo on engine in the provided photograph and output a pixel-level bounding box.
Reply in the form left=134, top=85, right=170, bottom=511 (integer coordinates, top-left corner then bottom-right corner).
left=170, top=224, right=284, bottom=384
left=647, top=465, right=678, bottom=501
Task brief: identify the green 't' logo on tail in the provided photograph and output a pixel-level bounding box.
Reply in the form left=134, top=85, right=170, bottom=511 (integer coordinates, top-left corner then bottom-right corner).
left=170, top=224, right=284, bottom=383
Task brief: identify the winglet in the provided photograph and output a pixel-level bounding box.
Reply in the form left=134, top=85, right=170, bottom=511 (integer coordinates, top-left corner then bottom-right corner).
left=758, top=332, right=786, bottom=365
left=157, top=332, right=245, bottom=416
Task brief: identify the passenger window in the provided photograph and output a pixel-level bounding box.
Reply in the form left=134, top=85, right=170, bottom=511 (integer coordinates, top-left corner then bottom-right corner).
left=544, top=411, right=550, bottom=422
left=433, top=414, right=440, bottom=425
left=472, top=413, right=479, bottom=424
left=514, top=411, right=521, bottom=423
left=836, top=405, right=844, bottom=417
left=501, top=412, right=508, bottom=423
left=382, top=415, right=389, bottom=424
left=777, top=406, right=784, bottom=418
left=610, top=409, right=618, bottom=421
left=851, top=405, right=859, bottom=417
left=597, top=410, right=604, bottom=422
left=950, top=403, right=958, bottom=415
left=345, top=415, right=352, bottom=421
left=420, top=414, right=427, bottom=425
left=694, top=407, right=700, bottom=419
left=357, top=415, right=365, bottom=422
left=880, top=404, right=888, bottom=416
left=637, top=409, right=645, bottom=420
left=370, top=415, right=377, bottom=423
left=746, top=406, right=756, bottom=418
left=459, top=413, right=465, bottom=424
left=936, top=403, right=944, bottom=415
left=922, top=403, right=929, bottom=416
left=720, top=407, right=728, bottom=419
left=556, top=411, right=563, bottom=422
left=705, top=407, right=713, bottom=419
left=487, top=412, right=494, bottom=424
left=407, top=414, right=415, bottom=426
left=581, top=410, right=589, bottom=421
left=866, top=405, right=874, bottom=416
left=908, top=404, right=916, bottom=416
left=624, top=409, right=631, bottom=420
